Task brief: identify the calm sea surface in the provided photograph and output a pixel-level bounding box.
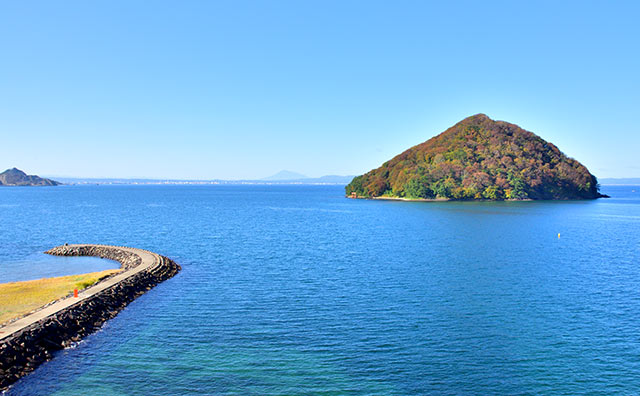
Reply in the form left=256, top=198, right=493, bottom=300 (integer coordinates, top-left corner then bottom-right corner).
left=1, top=184, right=639, bottom=395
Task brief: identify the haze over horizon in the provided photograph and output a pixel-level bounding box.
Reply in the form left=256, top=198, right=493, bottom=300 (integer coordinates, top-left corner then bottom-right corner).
left=1, top=1, right=639, bottom=180
left=37, top=169, right=354, bottom=182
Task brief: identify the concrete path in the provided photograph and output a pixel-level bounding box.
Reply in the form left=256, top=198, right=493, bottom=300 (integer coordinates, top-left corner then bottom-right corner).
left=0, top=244, right=160, bottom=341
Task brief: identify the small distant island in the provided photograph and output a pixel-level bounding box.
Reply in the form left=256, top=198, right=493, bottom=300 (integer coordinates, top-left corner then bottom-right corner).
left=346, top=114, right=607, bottom=201
left=0, top=168, right=60, bottom=186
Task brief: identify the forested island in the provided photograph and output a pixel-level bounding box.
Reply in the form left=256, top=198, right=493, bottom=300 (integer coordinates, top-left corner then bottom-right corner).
left=346, top=114, right=606, bottom=201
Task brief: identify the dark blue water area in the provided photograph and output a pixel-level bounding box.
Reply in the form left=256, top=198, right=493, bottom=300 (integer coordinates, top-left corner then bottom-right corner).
left=1, top=184, right=639, bottom=395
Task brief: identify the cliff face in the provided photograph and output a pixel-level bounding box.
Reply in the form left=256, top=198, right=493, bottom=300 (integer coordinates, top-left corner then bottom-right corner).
left=346, top=114, right=603, bottom=200
left=0, top=168, right=60, bottom=186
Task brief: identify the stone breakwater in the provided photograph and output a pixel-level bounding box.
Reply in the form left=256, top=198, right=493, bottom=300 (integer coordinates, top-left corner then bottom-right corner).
left=47, top=244, right=143, bottom=270
left=0, top=244, right=180, bottom=391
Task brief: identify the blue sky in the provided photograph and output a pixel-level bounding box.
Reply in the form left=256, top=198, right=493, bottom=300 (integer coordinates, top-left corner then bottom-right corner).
left=1, top=1, right=638, bottom=179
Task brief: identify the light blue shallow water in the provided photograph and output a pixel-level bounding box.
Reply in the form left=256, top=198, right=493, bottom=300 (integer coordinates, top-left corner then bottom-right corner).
left=0, top=254, right=119, bottom=283
left=1, top=184, right=639, bottom=395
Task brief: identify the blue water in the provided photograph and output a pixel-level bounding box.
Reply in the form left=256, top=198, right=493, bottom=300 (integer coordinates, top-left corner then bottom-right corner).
left=1, top=184, right=639, bottom=395
left=0, top=253, right=119, bottom=283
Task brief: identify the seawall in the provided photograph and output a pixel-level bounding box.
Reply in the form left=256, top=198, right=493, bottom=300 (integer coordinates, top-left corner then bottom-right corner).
left=0, top=244, right=180, bottom=391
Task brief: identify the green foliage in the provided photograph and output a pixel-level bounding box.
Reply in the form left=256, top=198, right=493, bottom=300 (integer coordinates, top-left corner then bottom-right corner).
left=404, top=178, right=434, bottom=199
left=345, top=114, right=601, bottom=201
left=76, top=280, right=97, bottom=290
left=482, top=185, right=500, bottom=200
left=345, top=175, right=366, bottom=196
left=506, top=173, right=528, bottom=200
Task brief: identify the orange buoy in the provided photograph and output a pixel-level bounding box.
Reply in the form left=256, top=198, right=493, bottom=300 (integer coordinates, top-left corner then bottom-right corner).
left=74, top=288, right=78, bottom=298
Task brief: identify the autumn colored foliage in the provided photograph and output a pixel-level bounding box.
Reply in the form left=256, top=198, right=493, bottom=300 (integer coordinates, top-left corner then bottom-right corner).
left=346, top=114, right=602, bottom=200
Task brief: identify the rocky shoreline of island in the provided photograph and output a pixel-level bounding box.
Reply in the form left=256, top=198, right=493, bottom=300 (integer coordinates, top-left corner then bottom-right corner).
left=0, top=244, right=180, bottom=391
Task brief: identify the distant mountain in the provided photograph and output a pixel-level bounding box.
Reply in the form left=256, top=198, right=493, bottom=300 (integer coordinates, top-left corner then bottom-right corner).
left=262, top=170, right=308, bottom=181
left=346, top=114, right=605, bottom=200
left=52, top=175, right=355, bottom=186
left=599, top=178, right=640, bottom=185
left=0, top=168, right=60, bottom=186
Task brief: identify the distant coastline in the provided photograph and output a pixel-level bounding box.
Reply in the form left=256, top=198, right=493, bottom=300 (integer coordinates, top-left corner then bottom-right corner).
left=599, top=178, right=640, bottom=186
left=51, top=177, right=354, bottom=186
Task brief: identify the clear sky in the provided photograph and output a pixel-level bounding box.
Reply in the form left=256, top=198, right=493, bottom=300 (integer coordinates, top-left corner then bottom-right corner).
left=1, top=1, right=638, bottom=180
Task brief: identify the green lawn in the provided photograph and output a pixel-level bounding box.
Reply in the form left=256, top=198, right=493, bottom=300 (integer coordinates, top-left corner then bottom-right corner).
left=0, top=269, right=120, bottom=325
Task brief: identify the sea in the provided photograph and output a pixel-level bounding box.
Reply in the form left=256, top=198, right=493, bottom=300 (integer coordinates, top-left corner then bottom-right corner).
left=1, top=184, right=639, bottom=395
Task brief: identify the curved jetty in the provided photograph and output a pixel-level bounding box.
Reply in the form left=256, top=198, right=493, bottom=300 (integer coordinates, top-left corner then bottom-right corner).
left=0, top=244, right=180, bottom=391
